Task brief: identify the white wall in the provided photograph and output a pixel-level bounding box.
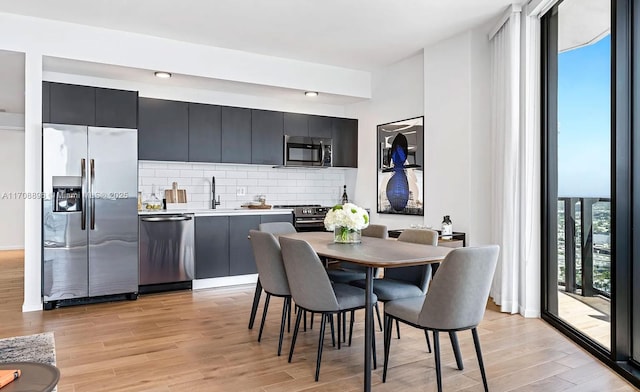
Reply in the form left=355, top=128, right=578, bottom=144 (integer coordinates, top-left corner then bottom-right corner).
left=424, top=29, right=492, bottom=246
left=347, top=27, right=493, bottom=243
left=346, top=53, right=425, bottom=229
left=0, top=128, right=25, bottom=249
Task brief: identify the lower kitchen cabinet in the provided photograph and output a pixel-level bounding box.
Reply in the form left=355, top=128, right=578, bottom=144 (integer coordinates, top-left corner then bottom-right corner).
left=195, top=216, right=229, bottom=278
left=229, top=215, right=261, bottom=275
left=195, top=213, right=292, bottom=279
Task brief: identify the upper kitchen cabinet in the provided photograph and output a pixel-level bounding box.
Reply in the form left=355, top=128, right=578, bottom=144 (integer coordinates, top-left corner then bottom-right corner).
left=308, top=115, right=333, bottom=139
left=44, top=82, right=138, bottom=129
left=251, top=109, right=283, bottom=165
left=221, top=106, right=252, bottom=164
left=95, top=88, right=138, bottom=129
left=138, top=98, right=189, bottom=161
left=49, top=82, right=95, bottom=126
left=332, top=117, right=358, bottom=168
left=42, top=81, right=51, bottom=123
left=283, top=112, right=309, bottom=137
left=189, top=103, right=222, bottom=163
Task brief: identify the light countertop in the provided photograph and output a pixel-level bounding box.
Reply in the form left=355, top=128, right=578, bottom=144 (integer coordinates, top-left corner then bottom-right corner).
left=138, top=208, right=293, bottom=217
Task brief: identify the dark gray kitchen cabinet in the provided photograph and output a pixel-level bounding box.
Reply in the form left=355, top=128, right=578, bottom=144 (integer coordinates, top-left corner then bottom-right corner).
left=229, top=215, right=260, bottom=276
left=251, top=109, right=283, bottom=165
left=42, top=81, right=51, bottom=123
left=194, top=212, right=292, bottom=279
left=189, top=103, right=222, bottom=163
left=49, top=83, right=96, bottom=126
left=44, top=82, right=138, bottom=129
left=195, top=216, right=230, bottom=279
left=138, top=98, right=189, bottom=161
left=283, top=112, right=309, bottom=137
left=221, top=106, right=252, bottom=164
left=309, top=115, right=333, bottom=139
left=332, top=117, right=358, bottom=168
left=95, top=87, right=138, bottom=129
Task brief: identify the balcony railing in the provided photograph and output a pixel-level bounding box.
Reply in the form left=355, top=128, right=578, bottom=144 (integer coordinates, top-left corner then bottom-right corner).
left=557, top=197, right=610, bottom=298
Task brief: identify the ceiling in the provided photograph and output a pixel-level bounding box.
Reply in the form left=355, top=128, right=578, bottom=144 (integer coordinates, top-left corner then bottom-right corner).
left=0, top=0, right=512, bottom=71
left=0, top=1, right=514, bottom=114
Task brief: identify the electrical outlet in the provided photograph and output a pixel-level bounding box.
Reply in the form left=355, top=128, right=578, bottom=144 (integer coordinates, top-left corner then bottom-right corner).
left=236, top=186, right=246, bottom=196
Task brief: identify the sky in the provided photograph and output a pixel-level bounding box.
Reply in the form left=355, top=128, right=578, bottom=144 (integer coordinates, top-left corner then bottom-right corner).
left=557, top=34, right=611, bottom=198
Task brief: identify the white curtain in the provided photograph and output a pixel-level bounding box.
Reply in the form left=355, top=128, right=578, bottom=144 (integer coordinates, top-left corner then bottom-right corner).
left=489, top=3, right=542, bottom=317
left=489, top=8, right=523, bottom=315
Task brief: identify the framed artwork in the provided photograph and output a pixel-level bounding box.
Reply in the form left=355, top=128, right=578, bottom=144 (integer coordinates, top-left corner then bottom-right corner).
left=377, top=116, right=424, bottom=215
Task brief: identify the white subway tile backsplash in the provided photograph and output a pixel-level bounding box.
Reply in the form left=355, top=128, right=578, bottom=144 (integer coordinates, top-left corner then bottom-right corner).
left=227, top=171, right=248, bottom=179
left=155, top=169, right=181, bottom=178
left=138, top=161, right=346, bottom=207
left=141, top=161, right=168, bottom=169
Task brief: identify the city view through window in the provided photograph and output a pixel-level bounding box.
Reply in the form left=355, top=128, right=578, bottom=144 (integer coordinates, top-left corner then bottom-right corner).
left=556, top=1, right=611, bottom=349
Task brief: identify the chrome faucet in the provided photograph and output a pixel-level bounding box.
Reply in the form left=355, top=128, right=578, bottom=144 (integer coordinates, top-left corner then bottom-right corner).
left=212, top=176, right=221, bottom=209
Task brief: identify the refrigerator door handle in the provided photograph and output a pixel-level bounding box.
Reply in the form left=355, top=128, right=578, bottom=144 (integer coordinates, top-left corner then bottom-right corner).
left=90, top=158, right=95, bottom=230
left=81, top=158, right=86, bottom=230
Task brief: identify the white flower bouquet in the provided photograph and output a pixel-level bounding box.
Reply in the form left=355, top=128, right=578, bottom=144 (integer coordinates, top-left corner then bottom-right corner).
left=324, top=203, right=369, bottom=243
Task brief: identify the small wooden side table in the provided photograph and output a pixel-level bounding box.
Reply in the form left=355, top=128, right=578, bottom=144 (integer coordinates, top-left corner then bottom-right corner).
left=0, top=362, right=60, bottom=392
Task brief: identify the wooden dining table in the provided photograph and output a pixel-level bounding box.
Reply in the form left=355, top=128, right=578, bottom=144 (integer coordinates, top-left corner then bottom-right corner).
left=279, top=231, right=452, bottom=392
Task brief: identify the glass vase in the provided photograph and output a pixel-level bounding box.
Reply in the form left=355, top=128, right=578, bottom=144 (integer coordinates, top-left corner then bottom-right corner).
left=334, top=227, right=362, bottom=244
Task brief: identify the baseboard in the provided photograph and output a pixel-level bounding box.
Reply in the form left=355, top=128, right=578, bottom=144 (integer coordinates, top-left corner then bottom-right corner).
left=193, top=274, right=258, bottom=290
left=0, top=245, right=24, bottom=251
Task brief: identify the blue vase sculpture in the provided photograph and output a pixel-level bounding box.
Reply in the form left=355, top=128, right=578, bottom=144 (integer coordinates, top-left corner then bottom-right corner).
left=385, top=133, right=409, bottom=211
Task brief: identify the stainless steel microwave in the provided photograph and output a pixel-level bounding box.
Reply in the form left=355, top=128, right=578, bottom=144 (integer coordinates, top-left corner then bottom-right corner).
left=284, top=135, right=332, bottom=167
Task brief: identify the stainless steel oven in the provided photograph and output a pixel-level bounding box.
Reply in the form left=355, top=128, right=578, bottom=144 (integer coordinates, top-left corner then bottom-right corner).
left=284, top=135, right=332, bottom=167
left=274, top=205, right=330, bottom=232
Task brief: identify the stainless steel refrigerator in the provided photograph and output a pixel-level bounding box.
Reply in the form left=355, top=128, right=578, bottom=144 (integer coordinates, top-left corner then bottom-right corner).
left=42, top=124, right=138, bottom=308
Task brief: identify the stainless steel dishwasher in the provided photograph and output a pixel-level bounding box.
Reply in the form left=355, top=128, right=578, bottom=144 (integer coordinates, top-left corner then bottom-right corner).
left=139, top=214, right=195, bottom=293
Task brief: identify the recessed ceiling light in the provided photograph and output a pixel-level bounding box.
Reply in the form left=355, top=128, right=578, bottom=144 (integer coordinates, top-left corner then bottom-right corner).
left=154, top=71, right=172, bottom=79
left=305, top=91, right=318, bottom=97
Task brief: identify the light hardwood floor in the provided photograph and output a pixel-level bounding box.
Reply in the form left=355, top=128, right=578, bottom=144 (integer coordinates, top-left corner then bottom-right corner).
left=0, top=250, right=637, bottom=392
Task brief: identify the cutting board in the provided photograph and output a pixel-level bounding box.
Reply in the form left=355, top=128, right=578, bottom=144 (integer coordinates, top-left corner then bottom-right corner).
left=165, top=189, right=187, bottom=203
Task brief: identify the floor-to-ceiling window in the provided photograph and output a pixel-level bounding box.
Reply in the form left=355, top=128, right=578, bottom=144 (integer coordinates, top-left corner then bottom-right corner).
left=543, top=0, right=640, bottom=387
left=544, top=0, right=612, bottom=349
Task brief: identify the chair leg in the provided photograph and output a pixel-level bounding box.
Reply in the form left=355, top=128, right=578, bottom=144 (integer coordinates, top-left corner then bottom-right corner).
left=310, top=312, right=314, bottom=329
left=287, top=298, right=292, bottom=333
left=424, top=329, right=432, bottom=353
left=248, top=279, right=262, bottom=329
left=258, top=293, right=271, bottom=342
left=348, top=310, right=355, bottom=346
left=337, top=312, right=342, bottom=350
left=303, top=309, right=307, bottom=331
left=342, top=311, right=347, bottom=342
left=382, top=314, right=393, bottom=382
left=315, top=314, right=328, bottom=381
left=329, top=314, right=335, bottom=347
left=449, top=331, right=464, bottom=370
left=472, top=328, right=489, bottom=392
left=374, top=302, right=383, bottom=331
left=433, top=331, right=442, bottom=392
left=277, top=297, right=289, bottom=356
left=396, top=319, right=401, bottom=339
left=288, top=308, right=303, bottom=363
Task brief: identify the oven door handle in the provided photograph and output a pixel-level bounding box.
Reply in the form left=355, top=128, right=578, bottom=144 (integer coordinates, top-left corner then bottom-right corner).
left=296, top=219, right=326, bottom=224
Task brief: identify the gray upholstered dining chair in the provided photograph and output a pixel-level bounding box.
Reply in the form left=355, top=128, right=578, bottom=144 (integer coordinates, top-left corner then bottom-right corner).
left=249, top=230, right=292, bottom=356
left=350, top=228, right=437, bottom=339
left=248, top=222, right=297, bottom=331
left=279, top=236, right=378, bottom=381
left=382, top=245, right=500, bottom=392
